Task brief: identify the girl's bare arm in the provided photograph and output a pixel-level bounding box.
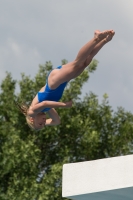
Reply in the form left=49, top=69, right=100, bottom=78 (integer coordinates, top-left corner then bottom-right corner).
left=45, top=108, right=60, bottom=126
left=28, top=100, right=72, bottom=116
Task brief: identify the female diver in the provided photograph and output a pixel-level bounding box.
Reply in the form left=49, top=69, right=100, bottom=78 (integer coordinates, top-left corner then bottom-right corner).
left=16, top=30, right=115, bottom=130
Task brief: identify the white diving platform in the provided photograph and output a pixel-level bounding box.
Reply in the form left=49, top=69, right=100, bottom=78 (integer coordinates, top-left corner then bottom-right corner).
left=62, top=155, right=133, bottom=200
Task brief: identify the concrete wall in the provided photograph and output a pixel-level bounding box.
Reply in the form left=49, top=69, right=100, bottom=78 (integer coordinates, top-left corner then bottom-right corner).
left=62, top=155, right=133, bottom=200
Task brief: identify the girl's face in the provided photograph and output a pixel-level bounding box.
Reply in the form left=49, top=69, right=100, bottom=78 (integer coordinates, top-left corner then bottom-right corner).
left=32, top=112, right=46, bottom=130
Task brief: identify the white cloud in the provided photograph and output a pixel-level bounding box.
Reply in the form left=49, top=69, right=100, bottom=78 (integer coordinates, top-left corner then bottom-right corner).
left=8, top=39, right=22, bottom=57
left=0, top=37, right=41, bottom=81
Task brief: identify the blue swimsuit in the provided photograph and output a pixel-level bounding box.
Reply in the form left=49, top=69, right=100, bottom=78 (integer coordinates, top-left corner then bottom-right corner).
left=37, top=66, right=67, bottom=112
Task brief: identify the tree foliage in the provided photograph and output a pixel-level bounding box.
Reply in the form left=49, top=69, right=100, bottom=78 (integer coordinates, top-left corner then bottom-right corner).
left=0, top=60, right=133, bottom=200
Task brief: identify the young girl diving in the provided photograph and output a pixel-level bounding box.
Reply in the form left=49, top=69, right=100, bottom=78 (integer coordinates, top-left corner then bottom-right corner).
left=16, top=30, right=115, bottom=130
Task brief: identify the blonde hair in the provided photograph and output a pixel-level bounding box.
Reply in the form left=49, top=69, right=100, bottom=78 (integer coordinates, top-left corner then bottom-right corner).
left=14, top=101, right=35, bottom=130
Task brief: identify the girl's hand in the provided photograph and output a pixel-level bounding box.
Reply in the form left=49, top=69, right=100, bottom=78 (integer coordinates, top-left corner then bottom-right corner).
left=65, top=100, right=73, bottom=108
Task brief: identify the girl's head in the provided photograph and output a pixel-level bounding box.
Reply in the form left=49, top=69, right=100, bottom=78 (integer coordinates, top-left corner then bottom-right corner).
left=30, top=112, right=46, bottom=130
left=14, top=101, right=46, bottom=130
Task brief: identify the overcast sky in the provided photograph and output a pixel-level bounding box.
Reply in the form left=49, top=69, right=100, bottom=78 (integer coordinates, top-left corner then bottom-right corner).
left=0, top=0, right=133, bottom=113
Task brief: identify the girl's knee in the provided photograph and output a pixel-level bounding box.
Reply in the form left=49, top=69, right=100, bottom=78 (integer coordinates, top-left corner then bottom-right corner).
left=84, top=56, right=92, bottom=67
left=74, top=59, right=84, bottom=69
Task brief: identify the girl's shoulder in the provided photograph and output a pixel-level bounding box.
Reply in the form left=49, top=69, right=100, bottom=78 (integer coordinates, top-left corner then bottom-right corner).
left=28, top=95, right=39, bottom=116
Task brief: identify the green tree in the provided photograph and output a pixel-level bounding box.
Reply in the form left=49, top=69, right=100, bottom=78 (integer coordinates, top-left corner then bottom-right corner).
left=0, top=60, right=133, bottom=200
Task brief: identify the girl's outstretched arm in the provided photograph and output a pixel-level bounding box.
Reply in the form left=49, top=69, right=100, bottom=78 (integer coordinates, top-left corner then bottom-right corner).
left=45, top=108, right=60, bottom=126
left=28, top=100, right=72, bottom=116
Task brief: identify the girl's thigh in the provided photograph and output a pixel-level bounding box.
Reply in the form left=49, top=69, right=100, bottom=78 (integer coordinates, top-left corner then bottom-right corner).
left=48, top=61, right=84, bottom=89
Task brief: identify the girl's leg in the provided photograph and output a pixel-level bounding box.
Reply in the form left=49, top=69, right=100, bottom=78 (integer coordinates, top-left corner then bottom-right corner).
left=73, top=32, right=115, bottom=77
left=79, top=30, right=115, bottom=74
left=49, top=30, right=114, bottom=89
left=72, top=38, right=109, bottom=77
left=74, top=30, right=110, bottom=63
